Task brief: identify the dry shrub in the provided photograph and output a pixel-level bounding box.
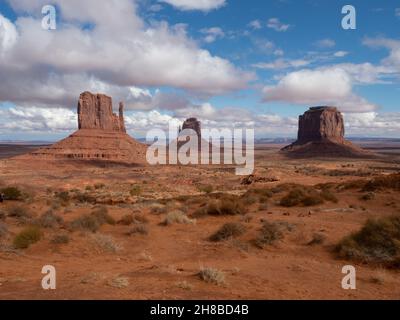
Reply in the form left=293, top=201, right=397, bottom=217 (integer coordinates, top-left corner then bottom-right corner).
left=91, top=206, right=115, bottom=225
left=70, top=214, right=100, bottom=233
left=91, top=234, right=121, bottom=253
left=163, top=211, right=196, bottom=225
left=198, top=267, right=225, bottom=285
left=13, top=226, right=42, bottom=249
left=0, top=222, right=8, bottom=238
left=363, top=174, right=400, bottom=192
left=209, top=223, right=246, bottom=242
left=307, top=233, right=326, bottom=246
left=133, top=213, right=149, bottom=224
left=51, top=234, right=70, bottom=244
left=335, top=215, right=400, bottom=267
left=206, top=196, right=247, bottom=216
left=35, top=210, right=63, bottom=228
left=7, top=205, right=29, bottom=218
left=254, top=221, right=283, bottom=248
left=280, top=185, right=337, bottom=207
left=127, top=224, right=149, bottom=235
left=118, top=214, right=134, bottom=225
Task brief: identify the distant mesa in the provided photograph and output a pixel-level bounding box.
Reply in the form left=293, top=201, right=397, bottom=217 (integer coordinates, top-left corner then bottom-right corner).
left=180, top=118, right=202, bottom=139
left=282, top=106, right=374, bottom=158
left=19, top=91, right=147, bottom=163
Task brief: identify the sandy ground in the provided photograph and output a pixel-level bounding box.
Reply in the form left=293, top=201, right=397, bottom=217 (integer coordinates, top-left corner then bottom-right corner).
left=0, top=144, right=399, bottom=300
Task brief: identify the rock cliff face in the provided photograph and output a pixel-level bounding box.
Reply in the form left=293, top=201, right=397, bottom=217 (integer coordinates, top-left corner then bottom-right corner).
left=78, top=92, right=126, bottom=133
left=297, top=107, right=344, bottom=144
left=21, top=92, right=146, bottom=163
left=282, top=107, right=373, bottom=158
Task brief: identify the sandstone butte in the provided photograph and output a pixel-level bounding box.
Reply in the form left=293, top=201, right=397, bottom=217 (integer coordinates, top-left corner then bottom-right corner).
left=282, top=106, right=374, bottom=158
left=18, top=92, right=147, bottom=163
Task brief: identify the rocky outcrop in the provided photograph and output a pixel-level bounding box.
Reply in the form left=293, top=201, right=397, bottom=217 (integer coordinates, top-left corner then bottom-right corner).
left=21, top=92, right=146, bottom=163
left=282, top=107, right=373, bottom=158
left=181, top=118, right=201, bottom=138
left=78, top=92, right=126, bottom=133
left=297, top=107, right=344, bottom=144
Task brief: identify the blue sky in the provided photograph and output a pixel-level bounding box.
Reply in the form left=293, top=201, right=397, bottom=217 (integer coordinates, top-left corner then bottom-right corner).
left=0, top=0, right=399, bottom=140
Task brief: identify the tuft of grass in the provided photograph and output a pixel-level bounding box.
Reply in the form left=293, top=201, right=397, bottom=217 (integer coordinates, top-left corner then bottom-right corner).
left=108, top=277, right=129, bottom=288
left=198, top=267, right=225, bottom=285
left=307, top=233, right=326, bottom=246
left=1, top=187, right=23, bottom=200
left=118, top=214, right=134, bottom=225
left=70, top=214, right=100, bottom=233
left=198, top=185, right=213, bottom=194
left=91, top=206, right=115, bottom=225
left=7, top=205, right=29, bottom=218
left=205, top=196, right=247, bottom=216
left=0, top=222, right=8, bottom=238
left=130, top=185, right=142, bottom=196
left=55, top=191, right=70, bottom=204
left=254, top=221, right=283, bottom=248
left=133, top=213, right=149, bottom=224
left=35, top=210, right=63, bottom=228
left=335, top=215, right=400, bottom=267
left=91, top=234, right=121, bottom=253
left=127, top=224, right=149, bottom=235
left=51, top=234, right=70, bottom=244
left=163, top=211, right=196, bottom=226
left=209, top=223, right=246, bottom=242
left=13, top=226, right=42, bottom=249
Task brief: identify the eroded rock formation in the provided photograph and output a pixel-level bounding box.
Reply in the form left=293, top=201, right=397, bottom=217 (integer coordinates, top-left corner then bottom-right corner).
left=78, top=92, right=126, bottom=133
left=282, top=107, right=373, bottom=158
left=21, top=92, right=146, bottom=163
left=181, top=118, right=202, bottom=138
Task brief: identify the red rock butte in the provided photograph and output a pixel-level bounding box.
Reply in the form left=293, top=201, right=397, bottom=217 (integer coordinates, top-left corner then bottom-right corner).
left=282, top=106, right=373, bottom=158
left=20, top=92, right=147, bottom=163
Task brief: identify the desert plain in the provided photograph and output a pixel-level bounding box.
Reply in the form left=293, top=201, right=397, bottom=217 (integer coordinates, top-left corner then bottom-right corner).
left=0, top=141, right=400, bottom=300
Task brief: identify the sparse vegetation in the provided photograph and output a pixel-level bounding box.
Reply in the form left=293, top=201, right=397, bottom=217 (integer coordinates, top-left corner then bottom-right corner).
left=130, top=185, right=142, bottom=196
left=0, top=222, right=8, bottom=238
left=91, top=234, right=121, bottom=253
left=91, top=206, right=115, bottom=225
left=118, top=214, right=134, bottom=225
left=127, top=224, right=149, bottom=235
left=206, top=197, right=247, bottom=216
left=13, top=226, right=42, bottom=249
left=70, top=214, right=100, bottom=233
left=163, top=211, right=196, bottom=225
left=254, top=221, right=283, bottom=248
left=308, top=233, right=326, bottom=246
left=335, top=215, right=400, bottom=267
left=35, top=210, right=63, bottom=228
left=7, top=205, right=29, bottom=218
left=1, top=186, right=23, bottom=200
left=55, top=191, right=70, bottom=204
left=363, top=173, right=400, bottom=192
left=198, top=185, right=213, bottom=194
left=51, top=234, right=70, bottom=244
left=198, top=267, right=225, bottom=285
left=279, top=185, right=337, bottom=207
left=209, top=223, right=246, bottom=242
left=108, top=276, right=129, bottom=288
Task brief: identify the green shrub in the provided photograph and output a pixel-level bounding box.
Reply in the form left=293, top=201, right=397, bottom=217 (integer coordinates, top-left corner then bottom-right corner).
left=254, top=222, right=283, bottom=248
left=335, top=215, right=400, bottom=267
left=13, top=226, right=42, bottom=249
left=209, top=223, right=246, bottom=242
left=1, top=187, right=22, bottom=200
left=130, top=185, right=142, bottom=196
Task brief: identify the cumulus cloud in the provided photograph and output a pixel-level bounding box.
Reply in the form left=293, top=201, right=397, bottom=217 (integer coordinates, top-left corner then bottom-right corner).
left=334, top=51, right=349, bottom=57
left=267, top=18, right=290, bottom=32
left=248, top=20, right=262, bottom=30
left=345, top=112, right=400, bottom=136
left=363, top=37, right=400, bottom=72
left=159, top=0, right=226, bottom=11
left=0, top=0, right=253, bottom=110
left=262, top=67, right=378, bottom=112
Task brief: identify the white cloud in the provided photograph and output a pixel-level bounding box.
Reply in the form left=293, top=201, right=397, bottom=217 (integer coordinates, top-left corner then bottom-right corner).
left=200, top=27, right=225, bottom=43
left=159, top=0, right=226, bottom=11
left=345, top=112, right=400, bottom=136
left=262, top=67, right=378, bottom=112
left=248, top=20, right=262, bottom=30
left=334, top=51, right=349, bottom=57
left=0, top=0, right=253, bottom=110
left=314, top=38, right=336, bottom=48
left=267, top=18, right=290, bottom=32
left=363, top=37, right=400, bottom=72
left=252, top=59, right=311, bottom=70
left=395, top=8, right=400, bottom=17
